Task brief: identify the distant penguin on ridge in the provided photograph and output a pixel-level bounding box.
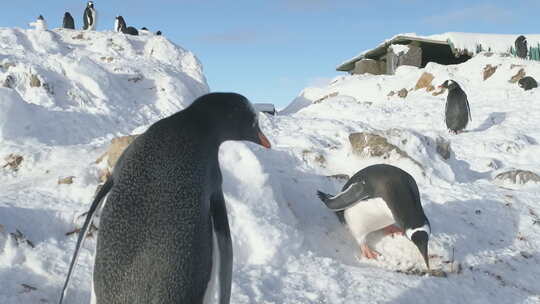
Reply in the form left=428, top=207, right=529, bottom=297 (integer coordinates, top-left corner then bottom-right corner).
left=140, top=27, right=150, bottom=35
left=58, top=93, right=272, bottom=304
left=62, top=12, right=75, bottom=29
left=439, top=80, right=471, bottom=134
left=515, top=35, right=528, bottom=59
left=29, top=15, right=47, bottom=30
left=114, top=15, right=139, bottom=36
left=317, top=164, right=431, bottom=268
left=83, top=1, right=97, bottom=30
left=156, top=30, right=162, bottom=36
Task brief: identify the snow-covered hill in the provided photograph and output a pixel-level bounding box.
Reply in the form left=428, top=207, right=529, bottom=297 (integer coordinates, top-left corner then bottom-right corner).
left=1, top=28, right=540, bottom=304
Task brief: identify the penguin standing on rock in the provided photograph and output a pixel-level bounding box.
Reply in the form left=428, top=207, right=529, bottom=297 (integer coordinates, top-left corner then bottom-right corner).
left=29, top=15, right=47, bottom=30
left=439, top=80, right=471, bottom=134
left=515, top=35, right=528, bottom=59
left=62, top=12, right=75, bottom=29
left=58, top=93, right=272, bottom=304
left=83, top=1, right=97, bottom=30
left=317, top=164, right=431, bottom=268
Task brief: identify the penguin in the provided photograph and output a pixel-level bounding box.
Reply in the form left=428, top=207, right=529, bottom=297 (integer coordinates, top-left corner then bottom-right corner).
left=156, top=30, right=162, bottom=36
left=439, top=80, right=471, bottom=134
left=114, top=16, right=138, bottom=36
left=317, top=164, right=431, bottom=268
left=58, top=93, right=272, bottom=304
left=515, top=35, right=528, bottom=59
left=62, top=12, right=75, bottom=29
left=518, top=76, right=538, bottom=91
left=29, top=15, right=47, bottom=31
left=140, top=27, right=150, bottom=35
left=83, top=1, right=97, bottom=30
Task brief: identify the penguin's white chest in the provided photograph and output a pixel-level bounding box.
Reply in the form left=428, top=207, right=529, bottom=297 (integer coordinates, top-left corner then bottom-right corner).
left=344, top=197, right=395, bottom=243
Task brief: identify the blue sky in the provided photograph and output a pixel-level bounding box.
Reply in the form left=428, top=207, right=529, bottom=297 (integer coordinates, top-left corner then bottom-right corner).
left=1, top=1, right=538, bottom=107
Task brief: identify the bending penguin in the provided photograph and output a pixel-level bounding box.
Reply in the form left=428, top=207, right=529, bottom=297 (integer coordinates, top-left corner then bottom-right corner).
left=29, top=15, right=47, bottom=30
left=58, top=93, right=272, bottom=304
left=62, top=12, right=75, bottom=29
left=515, top=35, right=528, bottom=59
left=83, top=1, right=97, bottom=30
left=439, top=80, right=471, bottom=134
left=114, top=16, right=138, bottom=36
left=317, top=164, right=431, bottom=268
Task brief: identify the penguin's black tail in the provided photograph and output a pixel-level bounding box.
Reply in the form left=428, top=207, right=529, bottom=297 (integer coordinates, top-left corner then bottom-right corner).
left=316, top=190, right=333, bottom=203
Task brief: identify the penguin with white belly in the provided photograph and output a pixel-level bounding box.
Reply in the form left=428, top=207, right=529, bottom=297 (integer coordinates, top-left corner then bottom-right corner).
left=317, top=164, right=431, bottom=268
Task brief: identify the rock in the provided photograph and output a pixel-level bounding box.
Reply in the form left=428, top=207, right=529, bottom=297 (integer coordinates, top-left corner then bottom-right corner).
left=510, top=64, right=524, bottom=69
left=509, top=68, right=525, bottom=83
left=0, top=62, right=16, bottom=70
left=426, top=85, right=435, bottom=92
left=353, top=59, right=382, bottom=75
left=398, top=88, right=408, bottom=98
left=29, top=74, right=41, bottom=87
left=432, top=87, right=446, bottom=96
left=387, top=90, right=395, bottom=97
left=349, top=132, right=409, bottom=159
left=494, top=169, right=540, bottom=185
left=96, top=135, right=139, bottom=168
left=3, top=75, right=15, bottom=88
left=72, top=33, right=84, bottom=40
left=58, top=176, right=75, bottom=185
left=128, top=75, right=144, bottom=83
left=415, top=72, right=435, bottom=90
left=2, top=154, right=23, bottom=171
left=518, top=76, right=538, bottom=91
left=435, top=137, right=452, bottom=160
left=327, top=174, right=350, bottom=181
left=483, top=64, right=497, bottom=80
left=313, top=92, right=338, bottom=104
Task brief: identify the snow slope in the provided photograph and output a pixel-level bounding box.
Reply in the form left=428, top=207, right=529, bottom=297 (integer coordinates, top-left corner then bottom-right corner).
left=1, top=28, right=540, bottom=304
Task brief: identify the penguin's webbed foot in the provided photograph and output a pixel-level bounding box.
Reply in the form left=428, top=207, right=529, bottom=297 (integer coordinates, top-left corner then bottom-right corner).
left=360, top=244, right=380, bottom=259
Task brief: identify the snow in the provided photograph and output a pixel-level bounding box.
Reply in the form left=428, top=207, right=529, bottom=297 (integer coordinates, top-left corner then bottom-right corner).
left=1, top=27, right=540, bottom=304
left=391, top=44, right=410, bottom=55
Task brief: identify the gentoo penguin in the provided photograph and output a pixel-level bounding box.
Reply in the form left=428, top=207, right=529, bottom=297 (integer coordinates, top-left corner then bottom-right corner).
left=439, top=80, right=471, bottom=134
left=317, top=164, right=431, bottom=268
left=140, top=27, right=150, bottom=35
left=518, top=76, right=538, bottom=91
left=62, top=12, right=75, bottom=29
left=29, top=15, right=47, bottom=30
left=515, top=35, right=528, bottom=59
left=156, top=30, right=162, bottom=36
left=114, top=16, right=139, bottom=36
left=58, top=93, right=272, bottom=304
left=83, top=1, right=97, bottom=30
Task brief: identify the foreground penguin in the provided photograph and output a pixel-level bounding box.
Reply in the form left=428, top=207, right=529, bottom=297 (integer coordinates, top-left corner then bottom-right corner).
left=58, top=93, right=271, bottom=304
left=83, top=1, right=97, bottom=30
left=515, top=35, right=528, bottom=59
left=114, top=16, right=139, bottom=36
left=317, top=164, right=431, bottom=268
left=439, top=80, right=471, bottom=134
left=62, top=12, right=75, bottom=29
left=29, top=15, right=47, bottom=30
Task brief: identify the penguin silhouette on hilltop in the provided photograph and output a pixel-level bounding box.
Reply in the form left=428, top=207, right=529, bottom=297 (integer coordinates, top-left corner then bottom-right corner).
left=114, top=16, right=139, bottom=36
left=83, top=1, right=97, bottom=30
left=62, top=12, right=75, bottom=29
left=515, top=35, right=528, bottom=59
left=29, top=15, right=47, bottom=30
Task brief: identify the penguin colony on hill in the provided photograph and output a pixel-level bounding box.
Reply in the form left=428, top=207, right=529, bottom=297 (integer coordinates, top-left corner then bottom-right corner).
left=317, top=164, right=431, bottom=267
left=59, top=93, right=271, bottom=304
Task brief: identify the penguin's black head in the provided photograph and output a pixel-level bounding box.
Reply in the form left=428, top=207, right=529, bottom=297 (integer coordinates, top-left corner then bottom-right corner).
left=156, top=30, right=162, bottom=36
left=38, top=15, right=44, bottom=20
left=439, top=79, right=459, bottom=91
left=64, top=12, right=71, bottom=17
left=190, top=93, right=271, bottom=148
left=516, top=35, right=527, bottom=44
left=407, top=225, right=430, bottom=269
left=87, top=1, right=94, bottom=8
left=141, top=27, right=149, bottom=31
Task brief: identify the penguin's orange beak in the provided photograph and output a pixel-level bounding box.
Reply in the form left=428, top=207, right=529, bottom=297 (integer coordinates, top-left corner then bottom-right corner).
left=257, top=132, right=271, bottom=148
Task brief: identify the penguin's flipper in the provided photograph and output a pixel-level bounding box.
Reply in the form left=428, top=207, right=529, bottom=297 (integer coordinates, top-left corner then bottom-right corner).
left=58, top=178, right=113, bottom=304
left=316, top=182, right=370, bottom=211
left=211, top=190, right=232, bottom=304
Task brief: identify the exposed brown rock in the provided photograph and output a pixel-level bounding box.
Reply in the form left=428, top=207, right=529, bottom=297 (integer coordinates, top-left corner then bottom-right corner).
left=435, top=137, right=452, bottom=160
left=494, top=169, right=540, bottom=185
left=432, top=87, right=447, bottom=96
left=96, top=135, right=139, bottom=168
left=349, top=132, right=408, bottom=159
left=58, top=176, right=75, bottom=185
left=509, top=68, right=525, bottom=83
left=72, top=33, right=84, bottom=39
left=398, top=88, right=408, bottom=98
left=426, top=85, right=435, bottom=92
left=387, top=90, right=395, bottom=97
left=29, top=74, right=41, bottom=87
left=2, top=154, right=23, bottom=171
left=415, top=72, right=435, bottom=90
left=483, top=64, right=497, bottom=80
left=313, top=92, right=338, bottom=104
